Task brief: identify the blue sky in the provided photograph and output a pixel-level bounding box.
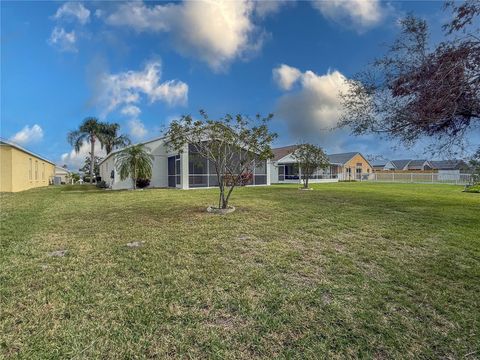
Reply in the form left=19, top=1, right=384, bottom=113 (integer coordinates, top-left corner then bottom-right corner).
left=1, top=0, right=473, bottom=169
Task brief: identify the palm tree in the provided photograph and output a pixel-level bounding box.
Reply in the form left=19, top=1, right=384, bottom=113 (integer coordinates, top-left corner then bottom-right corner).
left=115, top=145, right=153, bottom=190
left=99, top=123, right=131, bottom=155
left=67, top=117, right=105, bottom=184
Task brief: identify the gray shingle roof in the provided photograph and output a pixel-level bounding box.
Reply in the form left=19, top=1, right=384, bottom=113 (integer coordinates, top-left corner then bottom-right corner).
left=431, top=160, right=469, bottom=170
left=327, top=152, right=358, bottom=165
left=390, top=160, right=411, bottom=169
left=407, top=159, right=430, bottom=170
left=271, top=145, right=298, bottom=161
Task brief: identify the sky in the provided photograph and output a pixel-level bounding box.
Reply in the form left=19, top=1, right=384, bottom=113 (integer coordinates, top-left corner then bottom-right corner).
left=1, top=0, right=476, bottom=170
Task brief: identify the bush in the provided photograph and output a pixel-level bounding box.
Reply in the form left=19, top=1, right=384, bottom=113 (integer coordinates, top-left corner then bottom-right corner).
left=96, top=181, right=108, bottom=189
left=136, top=178, right=150, bottom=189
left=464, top=184, right=480, bottom=193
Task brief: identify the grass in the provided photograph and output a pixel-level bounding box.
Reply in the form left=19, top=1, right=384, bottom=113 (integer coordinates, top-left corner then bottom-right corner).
left=1, top=183, right=479, bottom=358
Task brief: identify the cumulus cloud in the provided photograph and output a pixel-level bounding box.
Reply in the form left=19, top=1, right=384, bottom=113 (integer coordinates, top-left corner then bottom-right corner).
left=273, top=64, right=302, bottom=90
left=106, top=0, right=266, bottom=71
left=127, top=118, right=148, bottom=140
left=53, top=2, right=91, bottom=24
left=311, top=0, right=385, bottom=30
left=61, top=140, right=106, bottom=171
left=10, top=124, right=44, bottom=145
left=254, top=0, right=290, bottom=17
left=121, top=105, right=142, bottom=118
left=98, top=61, right=188, bottom=117
left=273, top=64, right=349, bottom=144
left=48, top=26, right=77, bottom=52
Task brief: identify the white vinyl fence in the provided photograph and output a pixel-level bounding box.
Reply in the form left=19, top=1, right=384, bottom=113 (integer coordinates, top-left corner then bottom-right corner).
left=364, top=172, right=472, bottom=185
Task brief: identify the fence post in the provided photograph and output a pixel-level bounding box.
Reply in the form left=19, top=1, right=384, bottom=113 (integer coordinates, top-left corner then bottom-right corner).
left=432, top=173, right=434, bottom=183
left=392, top=172, right=395, bottom=182
left=411, top=173, right=413, bottom=183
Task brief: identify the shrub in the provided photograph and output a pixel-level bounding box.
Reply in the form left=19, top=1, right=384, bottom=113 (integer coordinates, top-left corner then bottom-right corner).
left=96, top=181, right=108, bottom=189
left=136, top=178, right=150, bottom=189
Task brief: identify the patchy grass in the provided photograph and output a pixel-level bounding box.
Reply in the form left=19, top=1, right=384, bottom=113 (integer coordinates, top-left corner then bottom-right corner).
left=1, top=183, right=479, bottom=358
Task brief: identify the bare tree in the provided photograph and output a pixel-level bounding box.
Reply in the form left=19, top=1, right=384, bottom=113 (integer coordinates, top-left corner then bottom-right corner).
left=293, top=143, right=330, bottom=189
left=340, top=2, right=479, bottom=156
left=165, top=110, right=277, bottom=210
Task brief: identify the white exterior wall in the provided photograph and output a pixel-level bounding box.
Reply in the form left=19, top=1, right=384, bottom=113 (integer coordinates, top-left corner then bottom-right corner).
left=99, top=138, right=184, bottom=190
left=99, top=140, right=269, bottom=190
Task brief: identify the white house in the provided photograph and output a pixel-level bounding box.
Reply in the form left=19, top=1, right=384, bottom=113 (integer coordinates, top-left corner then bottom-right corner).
left=54, top=166, right=71, bottom=184
left=269, top=145, right=373, bottom=184
left=99, top=136, right=271, bottom=190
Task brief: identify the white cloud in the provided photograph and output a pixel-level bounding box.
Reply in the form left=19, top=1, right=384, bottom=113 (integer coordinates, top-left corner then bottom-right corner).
left=48, top=26, right=77, bottom=52
left=127, top=118, right=148, bottom=140
left=311, top=0, right=385, bottom=30
left=121, top=105, right=142, bottom=117
left=54, top=2, right=91, bottom=25
left=106, top=0, right=265, bottom=71
left=254, top=0, right=290, bottom=17
left=273, top=65, right=350, bottom=143
left=273, top=64, right=303, bottom=90
left=99, top=61, right=188, bottom=117
left=10, top=124, right=44, bottom=145
left=61, top=140, right=106, bottom=171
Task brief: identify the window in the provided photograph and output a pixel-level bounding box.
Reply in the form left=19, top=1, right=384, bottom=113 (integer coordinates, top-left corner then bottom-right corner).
left=356, top=163, right=362, bottom=167
left=35, top=160, right=38, bottom=180
left=29, top=158, right=32, bottom=180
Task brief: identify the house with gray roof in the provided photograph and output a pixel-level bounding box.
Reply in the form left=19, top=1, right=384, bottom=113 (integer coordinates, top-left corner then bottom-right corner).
left=270, top=146, right=373, bottom=183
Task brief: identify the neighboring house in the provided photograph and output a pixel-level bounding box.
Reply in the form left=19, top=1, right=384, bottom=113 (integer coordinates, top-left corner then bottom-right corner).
left=431, top=160, right=471, bottom=181
left=383, top=159, right=433, bottom=171
left=430, top=160, right=470, bottom=171
left=372, top=162, right=387, bottom=172
left=0, top=139, right=55, bottom=192
left=54, top=166, right=71, bottom=184
left=269, top=145, right=373, bottom=183
left=99, top=136, right=270, bottom=190
left=384, top=160, right=412, bottom=171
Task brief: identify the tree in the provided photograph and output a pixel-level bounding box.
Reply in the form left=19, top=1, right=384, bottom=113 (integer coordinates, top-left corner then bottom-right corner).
left=79, top=153, right=102, bottom=178
left=99, top=123, right=131, bottom=155
left=469, top=147, right=480, bottom=184
left=292, top=143, right=330, bottom=189
left=115, top=145, right=153, bottom=190
left=165, top=110, right=277, bottom=210
left=340, top=2, right=479, bottom=156
left=67, top=117, right=106, bottom=184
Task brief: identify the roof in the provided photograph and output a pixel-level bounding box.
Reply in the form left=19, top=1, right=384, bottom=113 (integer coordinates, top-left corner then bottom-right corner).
left=407, top=159, right=430, bottom=170
left=272, top=146, right=370, bottom=167
left=55, top=165, right=71, bottom=174
left=431, top=160, right=469, bottom=170
left=389, top=160, right=411, bottom=169
left=0, top=139, right=55, bottom=165
left=271, top=145, right=298, bottom=161
left=327, top=152, right=359, bottom=165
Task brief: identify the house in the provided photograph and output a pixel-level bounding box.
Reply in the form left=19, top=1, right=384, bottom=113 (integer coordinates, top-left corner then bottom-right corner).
left=0, top=139, right=55, bottom=192
left=384, top=160, right=411, bottom=171
left=269, top=145, right=373, bottom=183
left=384, top=159, right=433, bottom=171
left=99, top=136, right=270, bottom=190
left=54, top=166, right=71, bottom=184
left=431, top=160, right=471, bottom=181
left=430, top=160, right=470, bottom=171
left=372, top=162, right=387, bottom=171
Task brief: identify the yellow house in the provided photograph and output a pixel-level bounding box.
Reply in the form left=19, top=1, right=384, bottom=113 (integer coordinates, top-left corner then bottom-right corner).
left=0, top=140, right=55, bottom=192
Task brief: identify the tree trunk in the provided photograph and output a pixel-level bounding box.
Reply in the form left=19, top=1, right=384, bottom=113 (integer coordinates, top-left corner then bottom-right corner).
left=90, top=136, right=95, bottom=184
left=133, top=163, right=137, bottom=190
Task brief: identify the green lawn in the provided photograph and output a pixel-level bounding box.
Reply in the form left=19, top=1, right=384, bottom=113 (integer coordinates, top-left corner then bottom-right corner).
left=1, top=183, right=479, bottom=358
